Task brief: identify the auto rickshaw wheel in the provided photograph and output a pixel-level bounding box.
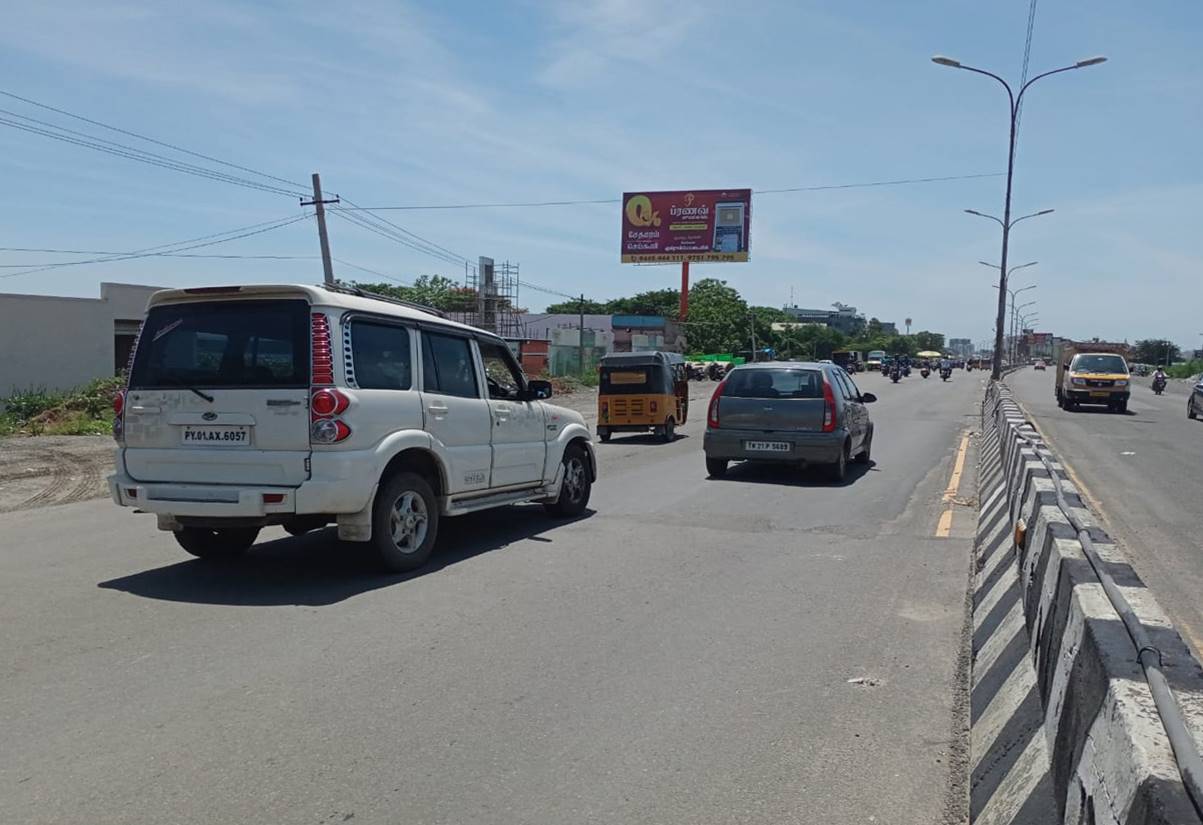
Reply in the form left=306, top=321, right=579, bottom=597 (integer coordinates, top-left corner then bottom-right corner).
left=661, top=417, right=675, bottom=442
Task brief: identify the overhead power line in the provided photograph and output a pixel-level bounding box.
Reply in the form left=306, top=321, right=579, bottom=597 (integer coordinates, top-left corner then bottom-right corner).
left=332, top=172, right=1005, bottom=211
left=0, top=213, right=311, bottom=279
left=1015, top=0, right=1040, bottom=142
left=0, top=88, right=308, bottom=194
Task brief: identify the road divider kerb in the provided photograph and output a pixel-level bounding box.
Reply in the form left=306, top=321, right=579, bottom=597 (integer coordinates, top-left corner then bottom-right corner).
left=970, top=381, right=1203, bottom=825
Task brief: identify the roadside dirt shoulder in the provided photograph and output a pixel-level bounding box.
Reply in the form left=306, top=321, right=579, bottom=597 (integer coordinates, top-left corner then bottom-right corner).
left=0, top=436, right=113, bottom=513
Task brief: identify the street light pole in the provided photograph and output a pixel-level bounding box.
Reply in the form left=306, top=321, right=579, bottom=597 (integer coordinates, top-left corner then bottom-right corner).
left=935, top=53, right=1107, bottom=379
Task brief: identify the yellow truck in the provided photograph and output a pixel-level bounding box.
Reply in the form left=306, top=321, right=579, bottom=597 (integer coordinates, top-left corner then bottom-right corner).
left=1053, top=341, right=1131, bottom=413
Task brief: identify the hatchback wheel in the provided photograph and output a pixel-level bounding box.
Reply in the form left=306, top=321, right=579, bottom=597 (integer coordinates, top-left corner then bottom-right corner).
left=826, top=442, right=849, bottom=483
left=855, top=430, right=872, bottom=464
left=705, top=457, right=728, bottom=478
left=546, top=444, right=591, bottom=517
left=174, top=526, right=259, bottom=560
left=371, top=472, right=439, bottom=572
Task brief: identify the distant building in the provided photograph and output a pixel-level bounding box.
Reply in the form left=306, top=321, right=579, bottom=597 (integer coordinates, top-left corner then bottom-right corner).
left=782, top=303, right=866, bottom=336
left=0, top=282, right=162, bottom=396
left=948, top=338, right=973, bottom=358
left=879, top=321, right=898, bottom=336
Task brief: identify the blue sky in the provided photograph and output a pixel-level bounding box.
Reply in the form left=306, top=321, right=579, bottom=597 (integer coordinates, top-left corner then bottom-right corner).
left=1, top=1, right=1200, bottom=349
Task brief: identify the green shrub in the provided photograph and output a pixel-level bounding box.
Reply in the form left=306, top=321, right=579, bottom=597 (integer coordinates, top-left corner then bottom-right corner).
left=2, top=387, right=66, bottom=421
left=1167, top=360, right=1202, bottom=380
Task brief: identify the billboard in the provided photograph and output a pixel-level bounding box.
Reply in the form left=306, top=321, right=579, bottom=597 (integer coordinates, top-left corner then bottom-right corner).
left=621, top=189, right=751, bottom=263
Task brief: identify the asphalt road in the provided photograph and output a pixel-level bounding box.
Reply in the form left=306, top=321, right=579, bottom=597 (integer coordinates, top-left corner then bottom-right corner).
left=1, top=370, right=982, bottom=825
left=1008, top=367, right=1203, bottom=658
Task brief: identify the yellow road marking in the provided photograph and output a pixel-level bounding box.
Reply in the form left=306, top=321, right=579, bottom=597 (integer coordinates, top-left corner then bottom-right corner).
left=936, top=432, right=972, bottom=538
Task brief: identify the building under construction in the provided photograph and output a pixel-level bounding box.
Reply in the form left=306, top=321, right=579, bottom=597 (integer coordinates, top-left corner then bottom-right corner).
left=447, top=256, right=525, bottom=338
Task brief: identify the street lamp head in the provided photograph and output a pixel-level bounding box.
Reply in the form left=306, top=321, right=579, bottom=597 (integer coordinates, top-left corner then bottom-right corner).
left=1075, top=56, right=1107, bottom=67
left=1035, top=209, right=1055, bottom=216
left=932, top=55, right=962, bottom=67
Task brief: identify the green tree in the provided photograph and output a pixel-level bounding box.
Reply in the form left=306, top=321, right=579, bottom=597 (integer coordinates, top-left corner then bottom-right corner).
left=543, top=298, right=609, bottom=314
left=608, top=288, right=681, bottom=318
left=913, top=331, right=945, bottom=353
left=1133, top=339, right=1180, bottom=365
left=685, top=278, right=748, bottom=354
left=351, top=276, right=473, bottom=312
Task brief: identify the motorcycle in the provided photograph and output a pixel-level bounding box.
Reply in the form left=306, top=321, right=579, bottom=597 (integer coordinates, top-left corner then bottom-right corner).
left=940, top=368, right=952, bottom=381
left=902, top=365, right=911, bottom=377
left=1152, top=376, right=1167, bottom=395
left=890, top=368, right=901, bottom=384
left=920, top=367, right=930, bottom=379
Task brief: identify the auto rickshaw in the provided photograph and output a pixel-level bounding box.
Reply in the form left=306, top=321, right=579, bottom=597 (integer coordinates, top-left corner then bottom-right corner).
left=596, top=351, right=689, bottom=443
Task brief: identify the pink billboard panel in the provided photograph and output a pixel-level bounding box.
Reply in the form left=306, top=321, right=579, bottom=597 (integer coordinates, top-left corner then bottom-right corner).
left=621, top=189, right=751, bottom=263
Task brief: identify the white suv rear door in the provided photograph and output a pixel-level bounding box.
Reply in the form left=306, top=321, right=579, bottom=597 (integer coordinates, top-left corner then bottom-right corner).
left=477, top=340, right=547, bottom=488
left=122, top=299, right=311, bottom=486
left=419, top=330, right=493, bottom=495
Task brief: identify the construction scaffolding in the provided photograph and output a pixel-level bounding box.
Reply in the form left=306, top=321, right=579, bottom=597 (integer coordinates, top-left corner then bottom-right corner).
left=448, top=256, right=524, bottom=338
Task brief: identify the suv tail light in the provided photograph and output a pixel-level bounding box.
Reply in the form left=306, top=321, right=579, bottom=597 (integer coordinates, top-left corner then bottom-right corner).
left=707, top=380, right=726, bottom=428
left=311, top=418, right=351, bottom=443
left=311, top=388, right=349, bottom=417
left=112, top=388, right=126, bottom=443
left=311, top=312, right=334, bottom=385
left=822, top=378, right=838, bottom=433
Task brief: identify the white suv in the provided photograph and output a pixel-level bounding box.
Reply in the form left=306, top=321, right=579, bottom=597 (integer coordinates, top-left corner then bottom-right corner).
left=108, top=284, right=596, bottom=571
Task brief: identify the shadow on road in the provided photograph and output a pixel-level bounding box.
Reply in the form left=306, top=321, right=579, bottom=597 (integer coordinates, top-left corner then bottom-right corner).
left=97, top=505, right=594, bottom=607
left=711, top=459, right=877, bottom=488
left=598, top=433, right=692, bottom=446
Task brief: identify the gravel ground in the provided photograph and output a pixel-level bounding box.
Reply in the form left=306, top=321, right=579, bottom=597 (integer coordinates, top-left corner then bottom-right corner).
left=0, top=435, right=114, bottom=513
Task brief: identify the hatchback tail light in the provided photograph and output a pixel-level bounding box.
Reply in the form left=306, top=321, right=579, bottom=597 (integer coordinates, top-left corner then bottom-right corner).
left=822, top=378, right=838, bottom=433
left=707, top=380, right=726, bottom=428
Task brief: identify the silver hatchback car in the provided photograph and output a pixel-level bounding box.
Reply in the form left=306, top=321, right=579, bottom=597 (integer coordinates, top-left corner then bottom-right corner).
left=702, top=362, right=876, bottom=482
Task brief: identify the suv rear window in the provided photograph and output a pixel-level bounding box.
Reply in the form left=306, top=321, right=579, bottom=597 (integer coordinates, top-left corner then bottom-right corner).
left=723, top=369, right=822, bottom=399
left=129, top=299, right=309, bottom=389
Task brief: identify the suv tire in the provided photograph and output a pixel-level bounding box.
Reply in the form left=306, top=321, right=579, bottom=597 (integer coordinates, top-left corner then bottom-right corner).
left=175, top=526, right=259, bottom=559
left=371, top=472, right=439, bottom=572
left=1189, top=398, right=1197, bottom=420
left=545, top=444, right=591, bottom=517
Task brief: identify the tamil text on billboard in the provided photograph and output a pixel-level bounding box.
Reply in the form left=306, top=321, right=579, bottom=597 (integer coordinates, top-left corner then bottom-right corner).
left=621, top=189, right=751, bottom=263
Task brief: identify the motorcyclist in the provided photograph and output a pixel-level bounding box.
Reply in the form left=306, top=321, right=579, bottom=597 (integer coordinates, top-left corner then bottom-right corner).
left=1153, top=366, right=1167, bottom=382
left=939, top=357, right=951, bottom=372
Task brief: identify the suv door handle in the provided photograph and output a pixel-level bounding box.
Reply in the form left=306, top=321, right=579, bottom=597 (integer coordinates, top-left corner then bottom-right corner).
left=427, top=404, right=449, bottom=415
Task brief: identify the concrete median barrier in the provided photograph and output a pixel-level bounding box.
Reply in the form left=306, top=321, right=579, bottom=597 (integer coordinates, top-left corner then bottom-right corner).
left=971, top=381, right=1203, bottom=824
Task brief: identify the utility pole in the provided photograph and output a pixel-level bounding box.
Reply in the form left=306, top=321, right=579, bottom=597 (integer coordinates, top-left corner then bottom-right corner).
left=301, top=173, right=339, bottom=286
left=578, top=293, right=586, bottom=375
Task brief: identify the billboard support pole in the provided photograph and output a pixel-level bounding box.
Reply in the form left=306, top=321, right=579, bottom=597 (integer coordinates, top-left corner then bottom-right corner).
left=679, top=261, right=690, bottom=320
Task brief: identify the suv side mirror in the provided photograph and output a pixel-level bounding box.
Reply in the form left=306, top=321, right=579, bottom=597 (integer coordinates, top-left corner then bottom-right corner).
left=860, top=392, right=877, bottom=404
left=523, top=379, right=553, bottom=400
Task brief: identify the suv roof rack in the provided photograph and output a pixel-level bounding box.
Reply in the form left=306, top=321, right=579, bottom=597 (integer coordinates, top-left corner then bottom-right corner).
left=320, top=282, right=447, bottom=318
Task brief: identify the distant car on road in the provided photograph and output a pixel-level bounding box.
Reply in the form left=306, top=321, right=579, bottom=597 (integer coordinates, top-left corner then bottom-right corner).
left=1189, top=380, right=1203, bottom=420
left=1034, top=359, right=1046, bottom=371
left=702, top=362, right=876, bottom=483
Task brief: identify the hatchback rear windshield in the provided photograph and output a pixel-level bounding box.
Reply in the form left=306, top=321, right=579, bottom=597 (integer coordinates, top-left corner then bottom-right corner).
left=129, top=299, right=309, bottom=389
left=1070, top=354, right=1128, bottom=374
left=723, top=369, right=823, bottom=399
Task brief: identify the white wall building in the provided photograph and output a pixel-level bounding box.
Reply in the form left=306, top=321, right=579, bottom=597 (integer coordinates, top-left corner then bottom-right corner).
left=0, top=282, right=162, bottom=395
